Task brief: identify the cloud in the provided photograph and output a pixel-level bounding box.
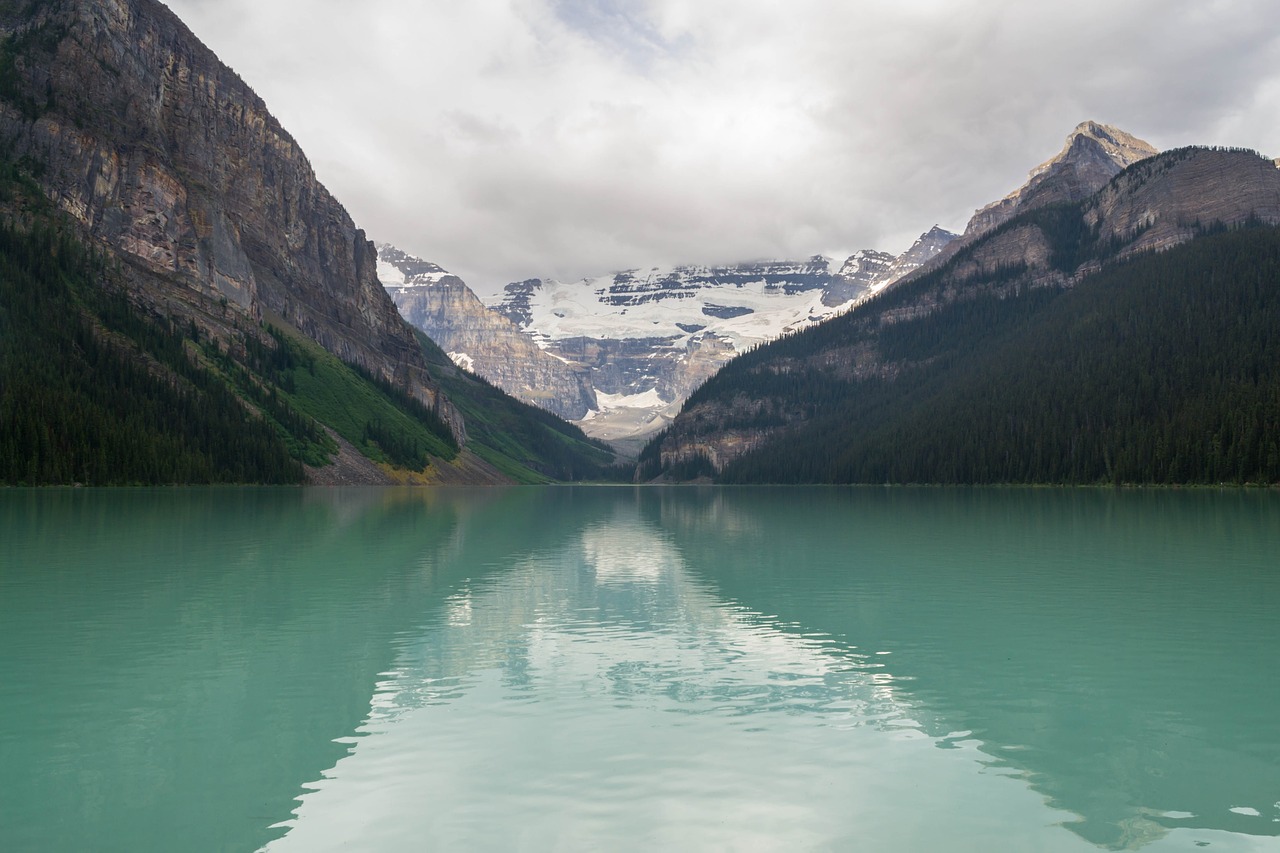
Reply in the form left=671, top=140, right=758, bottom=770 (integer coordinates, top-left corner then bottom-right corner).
left=166, top=0, right=1280, bottom=294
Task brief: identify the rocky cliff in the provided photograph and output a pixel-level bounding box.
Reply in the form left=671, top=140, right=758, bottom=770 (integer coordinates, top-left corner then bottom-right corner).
left=937, top=147, right=1280, bottom=292
left=378, top=244, right=597, bottom=420
left=0, top=0, right=463, bottom=439
left=825, top=249, right=894, bottom=306
left=868, top=225, right=957, bottom=291
left=1085, top=146, right=1280, bottom=256
left=822, top=228, right=957, bottom=307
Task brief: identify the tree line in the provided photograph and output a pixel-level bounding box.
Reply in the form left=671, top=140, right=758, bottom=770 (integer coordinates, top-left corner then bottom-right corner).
left=657, top=224, right=1280, bottom=485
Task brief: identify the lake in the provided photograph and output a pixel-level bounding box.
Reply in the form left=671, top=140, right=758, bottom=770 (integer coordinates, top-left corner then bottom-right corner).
left=1, top=486, right=1277, bottom=851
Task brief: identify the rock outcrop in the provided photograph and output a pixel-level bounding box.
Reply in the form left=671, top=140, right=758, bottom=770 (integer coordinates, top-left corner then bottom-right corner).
left=825, top=249, right=894, bottom=306
left=0, top=0, right=463, bottom=439
left=1086, top=147, right=1280, bottom=256
left=912, top=122, right=1158, bottom=283
left=965, top=121, right=1159, bottom=239
left=378, top=245, right=597, bottom=420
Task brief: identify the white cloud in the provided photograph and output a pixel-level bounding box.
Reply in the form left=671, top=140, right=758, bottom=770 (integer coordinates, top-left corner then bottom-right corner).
left=166, top=0, right=1280, bottom=294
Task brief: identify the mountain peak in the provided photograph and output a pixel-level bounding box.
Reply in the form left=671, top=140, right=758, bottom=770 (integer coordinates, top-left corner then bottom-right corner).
left=1060, top=120, right=1158, bottom=167
left=962, top=121, right=1158, bottom=241
left=1020, top=121, right=1157, bottom=197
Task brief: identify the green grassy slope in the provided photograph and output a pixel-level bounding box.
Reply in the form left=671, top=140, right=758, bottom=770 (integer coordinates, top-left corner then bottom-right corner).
left=413, top=331, right=623, bottom=483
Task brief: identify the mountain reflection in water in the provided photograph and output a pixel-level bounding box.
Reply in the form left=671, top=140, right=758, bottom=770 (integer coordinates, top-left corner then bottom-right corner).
left=2, top=487, right=1277, bottom=852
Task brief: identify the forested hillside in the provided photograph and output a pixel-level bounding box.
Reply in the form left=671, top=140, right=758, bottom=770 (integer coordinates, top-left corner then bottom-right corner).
left=0, top=220, right=309, bottom=484
left=0, top=0, right=623, bottom=485
left=642, top=224, right=1280, bottom=485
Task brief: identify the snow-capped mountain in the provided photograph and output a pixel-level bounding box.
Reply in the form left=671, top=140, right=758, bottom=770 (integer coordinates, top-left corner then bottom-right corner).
left=491, top=233, right=954, bottom=445
left=495, top=257, right=843, bottom=358
left=378, top=245, right=596, bottom=420
left=492, top=261, right=834, bottom=445
left=828, top=250, right=895, bottom=306
left=378, top=228, right=954, bottom=449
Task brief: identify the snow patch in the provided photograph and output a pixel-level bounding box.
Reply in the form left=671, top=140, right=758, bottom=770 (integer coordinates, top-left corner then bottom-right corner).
left=376, top=258, right=407, bottom=288
left=508, top=273, right=850, bottom=354
left=592, top=388, right=669, bottom=412
left=376, top=258, right=451, bottom=289
left=448, top=352, right=475, bottom=372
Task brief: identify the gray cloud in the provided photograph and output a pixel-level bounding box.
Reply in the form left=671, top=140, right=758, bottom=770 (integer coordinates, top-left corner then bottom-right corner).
left=166, top=0, right=1280, bottom=294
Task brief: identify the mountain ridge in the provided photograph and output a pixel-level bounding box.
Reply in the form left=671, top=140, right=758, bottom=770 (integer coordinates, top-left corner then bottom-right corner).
left=377, top=227, right=955, bottom=451
left=378, top=243, right=598, bottom=421
left=642, top=138, right=1280, bottom=484
left=909, top=121, right=1159, bottom=283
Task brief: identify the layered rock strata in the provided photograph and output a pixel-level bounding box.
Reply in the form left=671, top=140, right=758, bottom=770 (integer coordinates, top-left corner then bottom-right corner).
left=0, top=0, right=463, bottom=439
left=378, top=245, right=597, bottom=420
left=913, top=121, right=1159, bottom=282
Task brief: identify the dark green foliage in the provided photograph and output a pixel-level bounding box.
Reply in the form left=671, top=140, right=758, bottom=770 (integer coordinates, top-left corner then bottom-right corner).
left=0, top=222, right=305, bottom=484
left=680, top=225, right=1280, bottom=485
left=361, top=418, right=428, bottom=471
left=347, top=358, right=459, bottom=459
left=634, top=428, right=666, bottom=481
left=413, top=331, right=625, bottom=482
left=662, top=453, right=716, bottom=481
left=231, top=326, right=459, bottom=470
left=201, top=326, right=334, bottom=468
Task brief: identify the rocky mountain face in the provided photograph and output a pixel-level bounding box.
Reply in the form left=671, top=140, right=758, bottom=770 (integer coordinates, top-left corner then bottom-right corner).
left=0, top=0, right=463, bottom=439
left=378, top=245, right=597, bottom=420
left=937, top=147, right=1280, bottom=292
left=915, top=122, right=1158, bottom=281
left=871, top=225, right=957, bottom=289
left=492, top=257, right=839, bottom=444
left=646, top=138, right=1280, bottom=481
left=485, top=235, right=953, bottom=446
left=1086, top=146, right=1280, bottom=256
left=826, top=249, right=894, bottom=306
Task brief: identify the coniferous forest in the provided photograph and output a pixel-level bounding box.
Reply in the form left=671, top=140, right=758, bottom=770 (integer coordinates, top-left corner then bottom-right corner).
left=0, top=222, right=306, bottom=484
left=665, top=225, right=1280, bottom=485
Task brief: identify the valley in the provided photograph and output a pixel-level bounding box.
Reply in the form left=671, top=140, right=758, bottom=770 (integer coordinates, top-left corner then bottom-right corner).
left=1, top=1, right=1276, bottom=489
left=379, top=227, right=956, bottom=450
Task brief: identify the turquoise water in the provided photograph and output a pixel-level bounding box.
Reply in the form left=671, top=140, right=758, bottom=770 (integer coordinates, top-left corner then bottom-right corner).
left=1, top=486, right=1277, bottom=851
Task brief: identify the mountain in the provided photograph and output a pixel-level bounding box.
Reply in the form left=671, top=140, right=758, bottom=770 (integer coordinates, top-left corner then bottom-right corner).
left=914, top=122, right=1159, bottom=280
left=864, top=225, right=957, bottom=292
left=377, top=244, right=597, bottom=420
left=0, top=0, right=449, bottom=417
left=825, top=249, right=895, bottom=306
left=481, top=232, right=954, bottom=449
left=965, top=121, right=1159, bottom=239
left=641, top=139, right=1280, bottom=485
left=0, top=0, right=616, bottom=484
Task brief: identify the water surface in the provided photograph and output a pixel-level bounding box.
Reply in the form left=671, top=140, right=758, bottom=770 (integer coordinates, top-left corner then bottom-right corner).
left=1, top=487, right=1277, bottom=851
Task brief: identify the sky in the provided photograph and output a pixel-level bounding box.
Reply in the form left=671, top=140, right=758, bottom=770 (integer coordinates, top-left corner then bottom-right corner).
left=164, top=0, right=1280, bottom=296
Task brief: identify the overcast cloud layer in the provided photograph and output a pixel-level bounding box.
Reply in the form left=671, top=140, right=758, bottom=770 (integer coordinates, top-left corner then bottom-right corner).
left=165, top=0, right=1280, bottom=295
